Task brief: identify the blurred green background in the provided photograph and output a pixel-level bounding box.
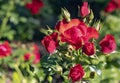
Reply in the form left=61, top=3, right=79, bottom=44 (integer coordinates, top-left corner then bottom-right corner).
left=0, top=0, right=110, bottom=41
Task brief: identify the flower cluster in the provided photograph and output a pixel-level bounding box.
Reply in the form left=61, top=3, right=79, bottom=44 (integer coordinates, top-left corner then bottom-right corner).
left=41, top=1, right=117, bottom=83
left=56, top=18, right=99, bottom=55
left=105, top=0, right=120, bottom=13
left=26, top=0, right=44, bottom=15
left=42, top=19, right=116, bottom=56
left=0, top=41, right=12, bottom=58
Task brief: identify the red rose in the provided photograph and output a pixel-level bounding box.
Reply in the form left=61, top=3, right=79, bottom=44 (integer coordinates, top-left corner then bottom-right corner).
left=85, top=27, right=99, bottom=42
left=104, top=0, right=120, bottom=12
left=26, top=0, right=44, bottom=15
left=33, top=52, right=41, bottom=64
left=69, top=64, right=85, bottom=82
left=24, top=52, right=41, bottom=64
left=24, top=53, right=31, bottom=61
left=60, top=22, right=87, bottom=50
left=0, top=41, right=12, bottom=58
left=33, top=44, right=41, bottom=64
left=33, top=44, right=39, bottom=53
left=116, top=0, right=120, bottom=8
left=99, top=34, right=116, bottom=54
left=80, top=2, right=90, bottom=17
left=41, top=32, right=58, bottom=54
left=55, top=19, right=82, bottom=34
left=24, top=44, right=41, bottom=64
left=82, top=42, right=95, bottom=56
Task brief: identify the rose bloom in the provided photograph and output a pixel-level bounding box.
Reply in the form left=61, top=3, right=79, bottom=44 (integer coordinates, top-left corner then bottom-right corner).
left=24, top=44, right=41, bottom=64
left=0, top=41, right=12, bottom=58
left=82, top=42, right=95, bottom=56
left=80, top=2, right=90, bottom=17
left=69, top=64, right=85, bottom=82
left=41, top=32, right=58, bottom=54
left=60, top=23, right=87, bottom=50
left=26, top=0, right=44, bottom=15
left=56, top=19, right=87, bottom=50
left=105, top=0, right=120, bottom=12
left=99, top=34, right=116, bottom=54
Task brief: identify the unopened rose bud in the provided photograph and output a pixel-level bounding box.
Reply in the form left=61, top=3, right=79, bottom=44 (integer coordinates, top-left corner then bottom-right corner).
left=96, top=21, right=101, bottom=31
left=68, top=45, right=74, bottom=52
left=86, top=9, right=94, bottom=23
left=61, top=8, right=71, bottom=22
left=53, top=65, right=62, bottom=74
left=89, top=9, right=94, bottom=21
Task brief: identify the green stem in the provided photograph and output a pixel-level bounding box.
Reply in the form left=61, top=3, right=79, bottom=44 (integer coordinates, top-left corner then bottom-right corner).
left=77, top=49, right=80, bottom=56
left=42, top=72, right=50, bottom=83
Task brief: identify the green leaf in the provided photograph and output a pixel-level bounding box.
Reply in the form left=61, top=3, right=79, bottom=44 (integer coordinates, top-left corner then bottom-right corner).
left=89, top=66, right=102, bottom=76
left=41, top=55, right=57, bottom=69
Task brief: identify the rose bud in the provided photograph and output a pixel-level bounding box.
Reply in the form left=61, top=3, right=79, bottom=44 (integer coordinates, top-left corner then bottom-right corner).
left=80, top=2, right=90, bottom=17
left=82, top=42, right=95, bottom=56
left=69, top=64, right=85, bottom=82
left=24, top=53, right=31, bottom=61
left=99, top=34, right=116, bottom=54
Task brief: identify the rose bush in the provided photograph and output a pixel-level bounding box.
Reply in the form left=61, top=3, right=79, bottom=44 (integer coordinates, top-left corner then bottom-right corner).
left=0, top=0, right=120, bottom=83
left=40, top=2, right=117, bottom=83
